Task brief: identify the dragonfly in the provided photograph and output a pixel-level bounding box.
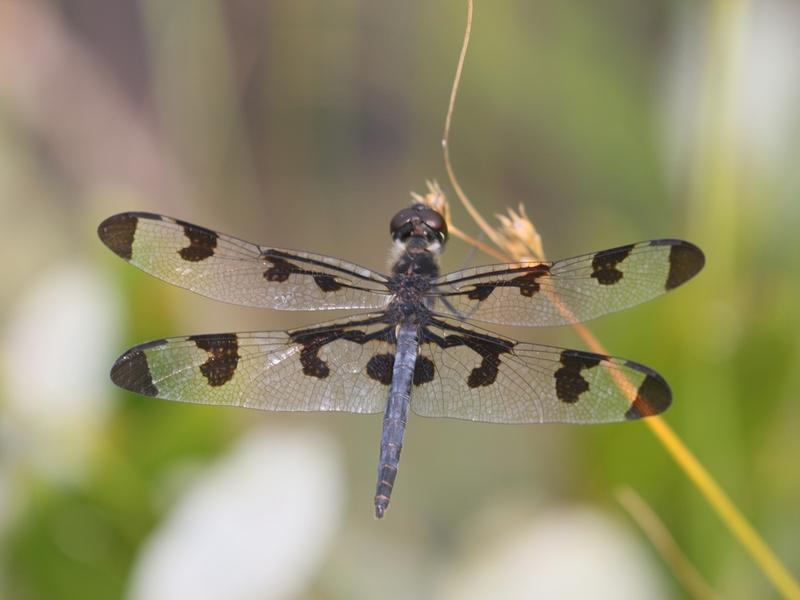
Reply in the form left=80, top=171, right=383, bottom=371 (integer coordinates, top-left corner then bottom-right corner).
left=98, top=204, right=704, bottom=518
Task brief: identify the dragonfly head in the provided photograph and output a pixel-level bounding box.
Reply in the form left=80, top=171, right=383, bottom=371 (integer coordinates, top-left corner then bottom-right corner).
left=390, top=204, right=448, bottom=250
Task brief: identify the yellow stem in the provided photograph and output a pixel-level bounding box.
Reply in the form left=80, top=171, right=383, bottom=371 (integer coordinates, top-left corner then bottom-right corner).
left=575, top=326, right=800, bottom=600
left=617, top=487, right=720, bottom=600
left=440, top=1, right=800, bottom=597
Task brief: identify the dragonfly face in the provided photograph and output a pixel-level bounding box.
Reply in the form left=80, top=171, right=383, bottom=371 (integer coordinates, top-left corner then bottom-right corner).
left=390, top=203, right=448, bottom=245
left=98, top=204, right=704, bottom=518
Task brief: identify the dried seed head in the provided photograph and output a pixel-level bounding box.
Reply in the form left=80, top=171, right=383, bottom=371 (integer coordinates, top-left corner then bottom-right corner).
left=495, top=204, right=545, bottom=261
left=410, top=180, right=450, bottom=225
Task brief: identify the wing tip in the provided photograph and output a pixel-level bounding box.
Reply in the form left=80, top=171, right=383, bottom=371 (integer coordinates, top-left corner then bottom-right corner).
left=98, top=212, right=168, bottom=260
left=623, top=364, right=672, bottom=420
left=110, top=340, right=165, bottom=397
left=98, top=213, right=136, bottom=260
left=650, top=239, right=705, bottom=290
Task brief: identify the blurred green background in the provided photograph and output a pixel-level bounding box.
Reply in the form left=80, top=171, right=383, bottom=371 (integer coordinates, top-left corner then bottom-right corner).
left=1, top=1, right=799, bottom=598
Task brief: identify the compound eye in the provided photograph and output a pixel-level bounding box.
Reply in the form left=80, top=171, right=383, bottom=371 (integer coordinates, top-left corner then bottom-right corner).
left=389, top=204, right=448, bottom=243
left=389, top=207, right=417, bottom=238
left=421, top=209, right=447, bottom=243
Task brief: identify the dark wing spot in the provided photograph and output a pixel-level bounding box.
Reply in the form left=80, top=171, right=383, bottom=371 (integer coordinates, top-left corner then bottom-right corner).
left=299, top=342, right=330, bottom=379
left=454, top=336, right=511, bottom=388
left=467, top=285, right=495, bottom=301
left=422, top=324, right=514, bottom=389
left=464, top=265, right=550, bottom=301
left=313, top=274, right=343, bottom=293
left=367, top=353, right=394, bottom=385
left=263, top=255, right=294, bottom=282
left=98, top=213, right=139, bottom=260
left=665, top=241, right=705, bottom=290
left=260, top=249, right=384, bottom=296
left=413, top=356, right=435, bottom=386
left=178, top=222, right=218, bottom=262
left=468, top=352, right=504, bottom=387
left=624, top=368, right=672, bottom=419
left=264, top=251, right=343, bottom=288
left=511, top=266, right=549, bottom=297
left=590, top=244, right=635, bottom=285
left=292, top=330, right=332, bottom=380
left=190, top=334, right=240, bottom=387
left=290, top=320, right=393, bottom=381
left=110, top=343, right=162, bottom=396
left=555, top=350, right=603, bottom=404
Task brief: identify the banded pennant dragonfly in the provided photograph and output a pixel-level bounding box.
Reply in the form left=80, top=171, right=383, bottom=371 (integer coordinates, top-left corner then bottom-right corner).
left=99, top=205, right=704, bottom=518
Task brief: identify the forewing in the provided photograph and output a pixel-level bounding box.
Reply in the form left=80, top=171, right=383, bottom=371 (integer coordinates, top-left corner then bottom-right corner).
left=98, top=212, right=391, bottom=310
left=410, top=317, right=670, bottom=424
left=432, top=240, right=704, bottom=326
left=110, top=315, right=396, bottom=414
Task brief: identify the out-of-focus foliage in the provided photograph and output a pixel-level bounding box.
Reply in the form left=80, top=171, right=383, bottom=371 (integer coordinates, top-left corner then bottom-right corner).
left=0, top=1, right=798, bottom=598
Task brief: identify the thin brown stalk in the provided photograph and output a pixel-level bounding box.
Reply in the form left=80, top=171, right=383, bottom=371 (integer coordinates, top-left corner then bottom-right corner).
left=437, top=2, right=800, bottom=598
left=441, top=0, right=505, bottom=250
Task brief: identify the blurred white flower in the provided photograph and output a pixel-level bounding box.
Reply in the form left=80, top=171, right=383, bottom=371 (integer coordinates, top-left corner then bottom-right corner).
left=735, top=0, right=800, bottom=168
left=437, top=505, right=666, bottom=600
left=1, top=260, right=121, bottom=482
left=662, top=0, right=800, bottom=177
left=127, top=428, right=345, bottom=600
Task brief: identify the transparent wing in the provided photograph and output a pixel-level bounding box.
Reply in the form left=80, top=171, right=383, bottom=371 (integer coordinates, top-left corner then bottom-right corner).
left=110, top=315, right=396, bottom=413
left=410, top=317, right=670, bottom=424
left=98, top=212, right=391, bottom=310
left=431, top=240, right=704, bottom=327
